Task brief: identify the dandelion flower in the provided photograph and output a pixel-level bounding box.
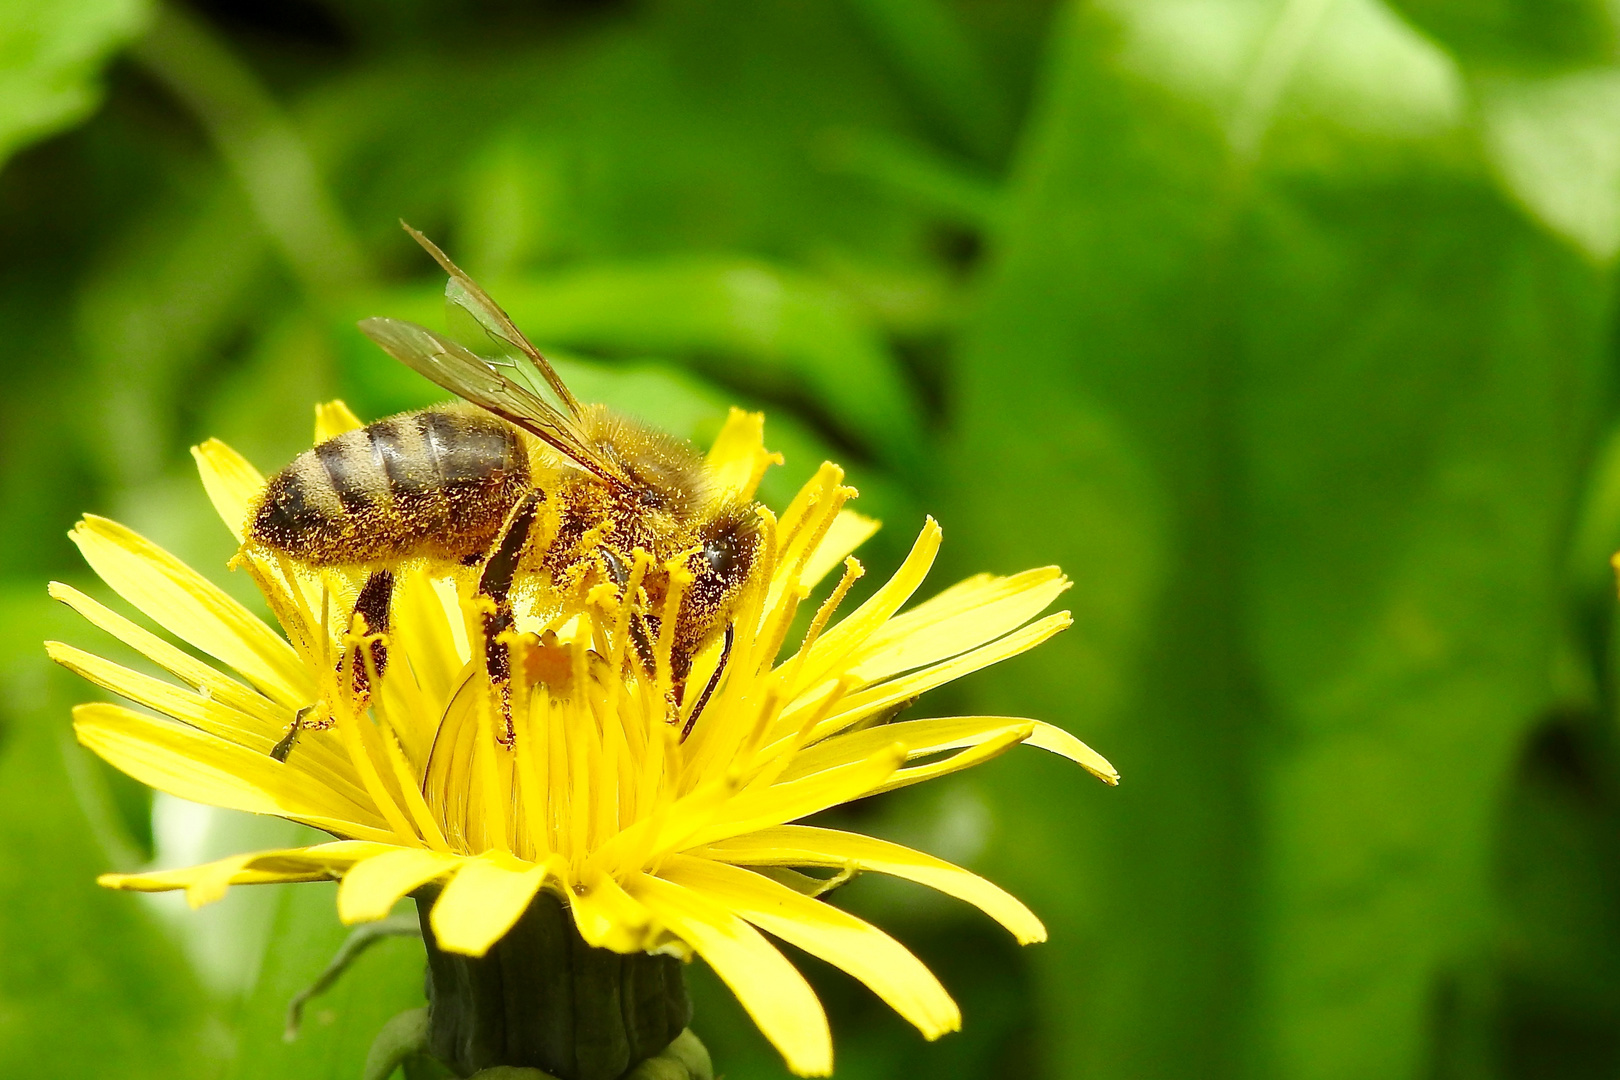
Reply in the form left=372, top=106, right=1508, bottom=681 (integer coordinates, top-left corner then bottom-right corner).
left=49, top=402, right=1116, bottom=1077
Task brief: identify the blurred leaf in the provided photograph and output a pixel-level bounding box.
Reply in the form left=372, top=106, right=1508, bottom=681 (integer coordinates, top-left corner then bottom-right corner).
left=223, top=885, right=425, bottom=1080
left=1102, top=0, right=1468, bottom=161
left=1386, top=0, right=1620, bottom=262
left=1479, top=69, right=1620, bottom=262
left=1389, top=0, right=1618, bottom=70
left=951, top=4, right=1612, bottom=1080
left=0, top=588, right=217, bottom=1078
left=335, top=258, right=926, bottom=473
left=839, top=0, right=1010, bottom=159
left=496, top=260, right=927, bottom=473
left=814, top=127, right=1004, bottom=232
left=1565, top=420, right=1620, bottom=609
left=74, top=173, right=273, bottom=492
left=130, top=3, right=368, bottom=295
left=306, top=0, right=938, bottom=265
left=0, top=0, right=148, bottom=170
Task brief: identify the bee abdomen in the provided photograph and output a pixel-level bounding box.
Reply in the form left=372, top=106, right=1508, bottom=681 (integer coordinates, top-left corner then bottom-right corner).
left=250, top=408, right=529, bottom=566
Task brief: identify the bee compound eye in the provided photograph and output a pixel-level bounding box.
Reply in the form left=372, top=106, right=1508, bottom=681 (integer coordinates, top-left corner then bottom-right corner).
left=702, top=536, right=735, bottom=576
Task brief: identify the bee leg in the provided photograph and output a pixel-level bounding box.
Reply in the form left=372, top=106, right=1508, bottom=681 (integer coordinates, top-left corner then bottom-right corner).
left=479, top=492, right=544, bottom=739
left=599, top=548, right=658, bottom=680
left=680, top=622, right=734, bottom=741
left=271, top=704, right=317, bottom=762
left=343, top=569, right=395, bottom=699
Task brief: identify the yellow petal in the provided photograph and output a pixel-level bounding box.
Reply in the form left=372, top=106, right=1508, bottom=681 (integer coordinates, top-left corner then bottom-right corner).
left=696, top=825, right=1046, bottom=944
left=629, top=873, right=832, bottom=1077
left=339, top=847, right=463, bottom=924
left=661, top=856, right=959, bottom=1039
left=393, top=569, right=465, bottom=726
left=50, top=642, right=376, bottom=846
left=801, top=612, right=1072, bottom=740
left=594, top=773, right=741, bottom=880
left=790, top=518, right=942, bottom=693
left=74, top=703, right=390, bottom=839
left=777, top=716, right=1035, bottom=785
left=800, top=510, right=880, bottom=591
left=173, top=851, right=258, bottom=908
left=48, top=583, right=377, bottom=808
left=102, top=853, right=246, bottom=907
left=846, top=568, right=1070, bottom=684
left=48, top=640, right=278, bottom=748
left=69, top=516, right=309, bottom=707
left=99, top=841, right=387, bottom=907
left=705, top=407, right=782, bottom=504
left=315, top=399, right=365, bottom=443
left=570, top=867, right=657, bottom=953
left=192, top=439, right=264, bottom=543
left=1027, top=720, right=1119, bottom=785
left=49, top=581, right=285, bottom=731
left=429, top=852, right=549, bottom=956
left=675, top=744, right=906, bottom=852
left=859, top=728, right=1028, bottom=798
left=252, top=840, right=394, bottom=873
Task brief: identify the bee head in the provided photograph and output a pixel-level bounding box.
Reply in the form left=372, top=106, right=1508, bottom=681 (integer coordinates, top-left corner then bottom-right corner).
left=673, top=502, right=763, bottom=677
left=583, top=407, right=711, bottom=519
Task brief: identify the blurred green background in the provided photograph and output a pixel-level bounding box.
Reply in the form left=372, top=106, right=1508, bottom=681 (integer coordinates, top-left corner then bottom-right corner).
left=3, top=0, right=1620, bottom=1077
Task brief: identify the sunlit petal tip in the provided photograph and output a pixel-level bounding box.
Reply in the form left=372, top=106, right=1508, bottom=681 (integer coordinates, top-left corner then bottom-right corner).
left=801, top=510, right=881, bottom=589
left=314, top=399, right=365, bottom=443
left=430, top=855, right=549, bottom=956
left=192, top=438, right=265, bottom=541
left=706, top=407, right=782, bottom=502
left=1027, top=718, right=1121, bottom=786
left=96, top=870, right=174, bottom=894
left=339, top=848, right=462, bottom=925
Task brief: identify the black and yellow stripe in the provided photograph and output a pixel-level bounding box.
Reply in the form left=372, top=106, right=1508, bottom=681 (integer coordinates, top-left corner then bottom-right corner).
left=250, top=408, right=529, bottom=565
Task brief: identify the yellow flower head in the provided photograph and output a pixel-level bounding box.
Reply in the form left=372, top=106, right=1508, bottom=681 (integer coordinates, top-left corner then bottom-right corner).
left=49, top=402, right=1116, bottom=1077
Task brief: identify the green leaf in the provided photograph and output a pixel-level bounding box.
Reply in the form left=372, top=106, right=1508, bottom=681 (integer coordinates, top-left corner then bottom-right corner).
left=334, top=257, right=924, bottom=474
left=1388, top=0, right=1618, bottom=70
left=838, top=0, right=1010, bottom=159
left=950, top=2, right=1612, bottom=1078
left=223, top=885, right=426, bottom=1080
left=814, top=127, right=1004, bottom=232
left=1478, top=69, right=1620, bottom=262
left=73, top=173, right=274, bottom=493
left=308, top=0, right=948, bottom=269
left=0, top=0, right=149, bottom=171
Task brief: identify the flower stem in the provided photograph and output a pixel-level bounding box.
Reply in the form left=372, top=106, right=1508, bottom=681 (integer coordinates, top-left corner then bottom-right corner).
left=418, top=890, right=692, bottom=1080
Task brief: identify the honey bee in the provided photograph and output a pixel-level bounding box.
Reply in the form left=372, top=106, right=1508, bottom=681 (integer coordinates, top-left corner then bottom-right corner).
left=249, top=225, right=762, bottom=759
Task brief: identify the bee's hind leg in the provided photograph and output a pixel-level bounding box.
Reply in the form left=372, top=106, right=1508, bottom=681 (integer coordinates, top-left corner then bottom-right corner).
left=478, top=492, right=545, bottom=738
left=344, top=568, right=395, bottom=698
left=276, top=568, right=396, bottom=763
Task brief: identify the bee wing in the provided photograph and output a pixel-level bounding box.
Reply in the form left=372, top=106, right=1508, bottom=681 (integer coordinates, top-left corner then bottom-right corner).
left=401, top=222, right=584, bottom=418
left=358, top=316, right=624, bottom=484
